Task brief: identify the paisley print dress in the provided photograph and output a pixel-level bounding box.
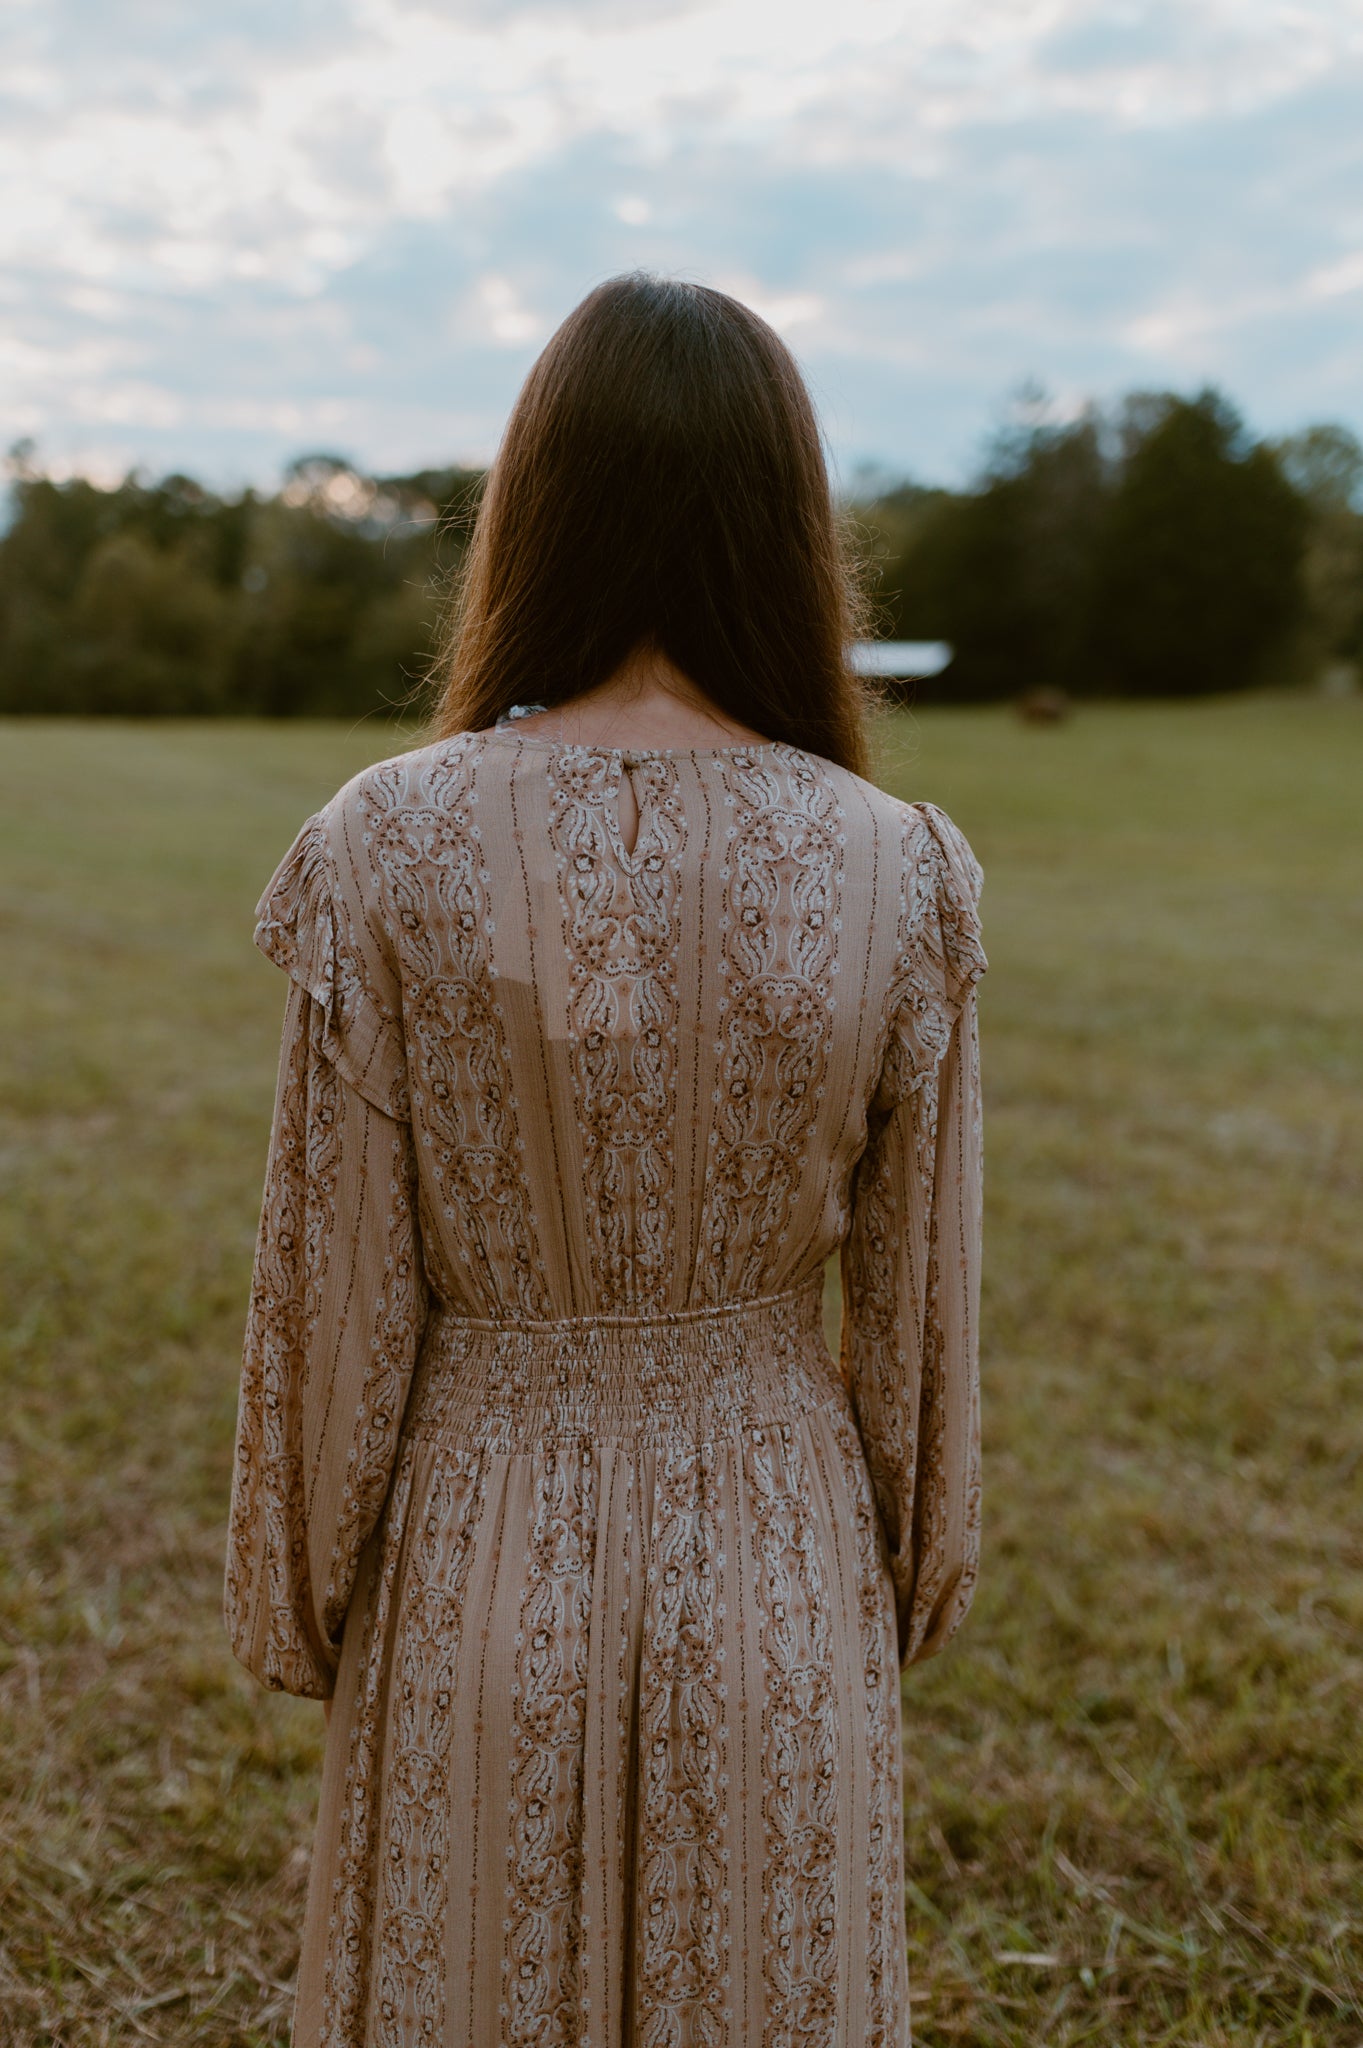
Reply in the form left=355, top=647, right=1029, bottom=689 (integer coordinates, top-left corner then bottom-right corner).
left=225, top=730, right=986, bottom=2048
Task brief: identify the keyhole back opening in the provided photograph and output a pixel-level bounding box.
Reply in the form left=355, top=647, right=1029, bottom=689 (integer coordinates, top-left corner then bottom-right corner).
left=616, top=759, right=643, bottom=860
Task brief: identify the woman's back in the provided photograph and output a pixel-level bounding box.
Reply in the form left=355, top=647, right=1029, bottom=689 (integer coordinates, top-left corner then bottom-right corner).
left=254, top=728, right=976, bottom=1319
left=229, top=727, right=984, bottom=2046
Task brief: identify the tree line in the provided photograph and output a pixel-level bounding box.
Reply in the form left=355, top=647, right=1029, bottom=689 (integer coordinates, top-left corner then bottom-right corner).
left=0, top=453, right=481, bottom=719
left=861, top=389, right=1362, bottom=703
left=1, top=387, right=1360, bottom=717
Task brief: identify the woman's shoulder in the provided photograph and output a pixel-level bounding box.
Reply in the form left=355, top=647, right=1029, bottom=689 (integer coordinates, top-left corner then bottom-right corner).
left=285, top=734, right=481, bottom=884
left=808, top=754, right=982, bottom=898
left=897, top=797, right=983, bottom=909
left=255, top=733, right=474, bottom=985
left=251, top=742, right=455, bottom=1119
left=323, top=732, right=478, bottom=822
left=825, top=772, right=986, bottom=1002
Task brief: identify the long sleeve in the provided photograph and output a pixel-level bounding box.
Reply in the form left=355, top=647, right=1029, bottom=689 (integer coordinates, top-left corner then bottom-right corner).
left=224, top=813, right=428, bottom=1696
left=840, top=805, right=987, bottom=1668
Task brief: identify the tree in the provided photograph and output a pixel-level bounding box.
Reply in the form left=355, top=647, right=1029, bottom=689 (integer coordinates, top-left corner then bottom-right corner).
left=861, top=406, right=1109, bottom=701
left=1272, top=425, right=1363, bottom=671
left=1275, top=423, right=1363, bottom=511
left=62, top=531, right=237, bottom=713
left=1091, top=391, right=1307, bottom=697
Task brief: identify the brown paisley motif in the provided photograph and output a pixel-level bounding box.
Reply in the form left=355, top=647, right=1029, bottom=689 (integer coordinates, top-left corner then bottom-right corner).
left=546, top=748, right=686, bottom=1312
left=373, top=1447, right=487, bottom=2044
left=319, top=1113, right=429, bottom=1651
left=700, top=751, right=844, bottom=1301
left=320, top=1449, right=421, bottom=2042
left=368, top=763, right=553, bottom=1321
left=826, top=1412, right=901, bottom=2048
left=745, top=1423, right=841, bottom=2048
left=225, top=981, right=332, bottom=1695
left=505, top=1444, right=597, bottom=2042
left=636, top=1440, right=729, bottom=2046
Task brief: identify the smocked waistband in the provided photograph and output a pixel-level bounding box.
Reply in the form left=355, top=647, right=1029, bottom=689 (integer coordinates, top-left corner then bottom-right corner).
left=405, top=1277, right=840, bottom=1450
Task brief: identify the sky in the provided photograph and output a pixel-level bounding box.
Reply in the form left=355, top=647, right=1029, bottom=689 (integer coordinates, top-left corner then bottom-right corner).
left=4, top=0, right=1363, bottom=492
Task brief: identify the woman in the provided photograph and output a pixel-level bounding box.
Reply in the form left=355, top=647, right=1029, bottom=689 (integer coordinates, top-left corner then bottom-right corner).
left=226, top=273, right=986, bottom=2047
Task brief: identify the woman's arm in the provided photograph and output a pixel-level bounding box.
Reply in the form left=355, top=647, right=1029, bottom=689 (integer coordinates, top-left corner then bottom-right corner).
left=225, top=797, right=427, bottom=1696
left=840, top=987, right=984, bottom=1664
left=226, top=978, right=428, bottom=1694
left=839, top=807, right=986, bottom=1666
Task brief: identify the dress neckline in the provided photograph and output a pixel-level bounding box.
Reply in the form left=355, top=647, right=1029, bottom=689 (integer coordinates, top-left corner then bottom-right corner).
left=475, top=725, right=777, bottom=761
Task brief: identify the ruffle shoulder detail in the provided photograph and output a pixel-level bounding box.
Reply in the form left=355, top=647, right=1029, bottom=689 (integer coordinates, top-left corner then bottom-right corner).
left=254, top=810, right=410, bottom=1121
left=874, top=800, right=988, bottom=1109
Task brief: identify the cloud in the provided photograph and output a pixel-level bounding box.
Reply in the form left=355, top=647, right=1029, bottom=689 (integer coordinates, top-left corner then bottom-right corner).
left=3, top=0, right=1362, bottom=486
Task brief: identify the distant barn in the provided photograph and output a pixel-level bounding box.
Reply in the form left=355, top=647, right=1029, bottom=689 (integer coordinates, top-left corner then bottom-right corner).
left=850, top=641, right=952, bottom=680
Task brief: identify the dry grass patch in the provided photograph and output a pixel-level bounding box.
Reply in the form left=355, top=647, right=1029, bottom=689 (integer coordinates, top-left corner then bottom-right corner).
left=1, top=700, right=1360, bottom=2044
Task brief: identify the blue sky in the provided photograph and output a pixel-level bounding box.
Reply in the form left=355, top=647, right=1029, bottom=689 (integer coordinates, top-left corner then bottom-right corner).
left=4, top=0, right=1362, bottom=491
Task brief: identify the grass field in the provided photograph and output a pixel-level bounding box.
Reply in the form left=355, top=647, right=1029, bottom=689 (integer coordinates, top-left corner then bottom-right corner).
left=0, top=697, right=1360, bottom=2046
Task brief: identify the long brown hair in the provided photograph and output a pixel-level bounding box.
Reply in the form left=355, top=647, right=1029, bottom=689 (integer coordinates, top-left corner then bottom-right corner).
left=428, top=274, right=876, bottom=776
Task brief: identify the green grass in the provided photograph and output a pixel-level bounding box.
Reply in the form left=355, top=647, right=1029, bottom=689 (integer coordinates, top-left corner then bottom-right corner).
left=1, top=697, right=1360, bottom=2045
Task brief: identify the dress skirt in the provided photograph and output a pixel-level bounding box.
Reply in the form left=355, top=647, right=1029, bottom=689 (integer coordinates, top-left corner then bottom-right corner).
left=292, top=1278, right=910, bottom=2047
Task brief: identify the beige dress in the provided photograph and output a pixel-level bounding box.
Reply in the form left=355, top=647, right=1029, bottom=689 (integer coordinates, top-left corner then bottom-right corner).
left=225, top=731, right=986, bottom=2048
